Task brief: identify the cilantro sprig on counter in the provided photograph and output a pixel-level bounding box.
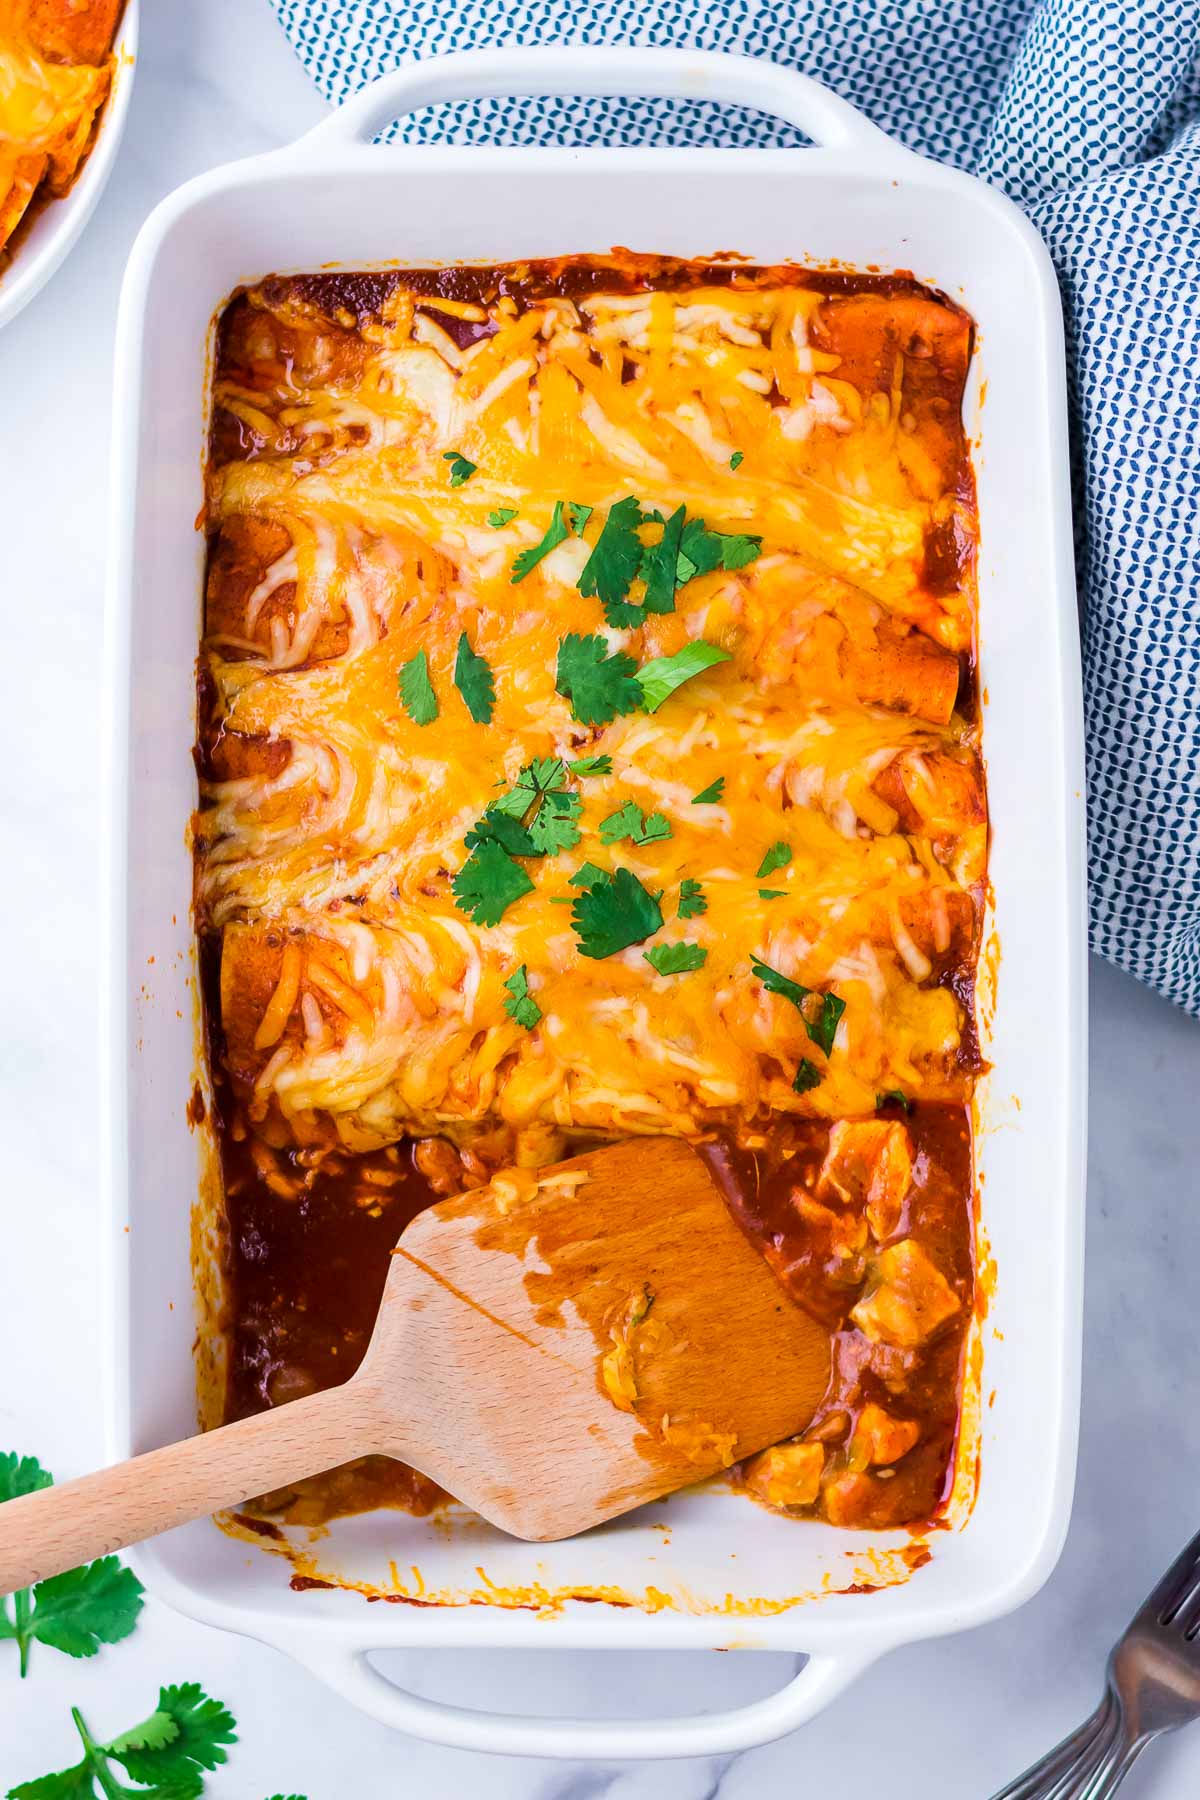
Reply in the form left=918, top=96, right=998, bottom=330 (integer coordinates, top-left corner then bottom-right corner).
left=0, top=1455, right=143, bottom=1679
left=751, top=954, right=846, bottom=1058
left=7, top=1683, right=237, bottom=1800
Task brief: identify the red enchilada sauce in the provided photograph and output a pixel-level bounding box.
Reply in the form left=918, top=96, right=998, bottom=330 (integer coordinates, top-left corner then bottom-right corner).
left=217, top=1088, right=973, bottom=1531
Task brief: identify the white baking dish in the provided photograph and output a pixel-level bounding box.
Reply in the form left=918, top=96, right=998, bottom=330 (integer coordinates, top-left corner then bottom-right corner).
left=102, top=47, right=1087, bottom=1760
left=0, top=0, right=138, bottom=332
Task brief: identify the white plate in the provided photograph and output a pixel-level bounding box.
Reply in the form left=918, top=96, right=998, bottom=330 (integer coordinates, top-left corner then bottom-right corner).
left=103, top=46, right=1087, bottom=1761
left=0, top=0, right=138, bottom=332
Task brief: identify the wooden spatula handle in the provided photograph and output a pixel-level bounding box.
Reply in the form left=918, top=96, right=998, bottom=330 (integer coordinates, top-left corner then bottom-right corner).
left=0, top=1384, right=371, bottom=1596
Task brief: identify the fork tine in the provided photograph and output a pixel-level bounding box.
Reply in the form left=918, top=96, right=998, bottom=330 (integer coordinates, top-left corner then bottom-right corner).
left=1135, top=1526, right=1200, bottom=1627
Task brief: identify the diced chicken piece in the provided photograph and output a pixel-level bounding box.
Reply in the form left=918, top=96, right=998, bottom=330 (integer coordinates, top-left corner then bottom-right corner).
left=850, top=1401, right=920, bottom=1468
left=744, top=1441, right=825, bottom=1508
left=818, top=1119, right=913, bottom=1242
left=850, top=1239, right=959, bottom=1348
left=821, top=1470, right=880, bottom=1528
left=792, top=1195, right=868, bottom=1263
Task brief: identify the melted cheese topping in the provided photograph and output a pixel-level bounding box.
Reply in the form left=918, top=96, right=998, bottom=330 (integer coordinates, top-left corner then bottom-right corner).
left=197, top=259, right=984, bottom=1156
left=0, top=0, right=118, bottom=254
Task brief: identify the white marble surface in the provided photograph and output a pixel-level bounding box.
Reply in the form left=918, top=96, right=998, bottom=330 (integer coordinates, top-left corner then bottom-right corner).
left=3, top=2, right=1200, bottom=1792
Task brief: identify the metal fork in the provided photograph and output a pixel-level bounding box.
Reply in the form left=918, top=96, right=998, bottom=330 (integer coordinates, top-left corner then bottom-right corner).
left=992, top=1527, right=1200, bottom=1797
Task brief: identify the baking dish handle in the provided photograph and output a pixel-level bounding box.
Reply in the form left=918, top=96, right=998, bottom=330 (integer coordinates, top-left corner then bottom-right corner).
left=286, top=1637, right=881, bottom=1758
left=294, top=46, right=898, bottom=157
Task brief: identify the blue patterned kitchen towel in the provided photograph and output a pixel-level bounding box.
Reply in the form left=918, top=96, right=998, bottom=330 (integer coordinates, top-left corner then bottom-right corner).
left=270, top=0, right=1200, bottom=1017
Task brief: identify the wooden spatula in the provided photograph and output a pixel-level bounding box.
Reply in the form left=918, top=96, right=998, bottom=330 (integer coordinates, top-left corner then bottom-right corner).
left=0, top=1139, right=829, bottom=1596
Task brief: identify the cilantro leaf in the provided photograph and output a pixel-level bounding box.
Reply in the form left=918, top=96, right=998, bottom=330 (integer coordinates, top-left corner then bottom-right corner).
left=398, top=649, right=438, bottom=726
left=20, top=1560, right=143, bottom=1663
left=729, top=450, right=744, bottom=471
left=442, top=450, right=477, bottom=487
left=676, top=518, right=762, bottom=585
left=578, top=497, right=648, bottom=625
left=807, top=991, right=846, bottom=1057
left=634, top=641, right=731, bottom=714
left=569, top=754, right=612, bottom=777
left=452, top=840, right=535, bottom=926
left=565, top=501, right=593, bottom=536
left=452, top=632, right=496, bottom=725
left=638, top=504, right=686, bottom=616
left=263, top=1795, right=309, bottom=1800
left=691, top=778, right=725, bottom=805
left=599, top=801, right=671, bottom=847
left=569, top=861, right=610, bottom=888
left=756, top=841, right=792, bottom=880
left=7, top=1762, right=95, bottom=1799
left=571, top=867, right=663, bottom=960
left=10, top=1687, right=237, bottom=1800
left=750, top=955, right=812, bottom=1011
left=511, top=501, right=570, bottom=583
left=556, top=634, right=642, bottom=726
left=108, top=1683, right=236, bottom=1786
left=0, top=1453, right=53, bottom=1503
left=1, top=1458, right=143, bottom=1679
left=487, top=508, right=518, bottom=528
left=503, top=966, right=542, bottom=1030
left=464, top=807, right=539, bottom=858
left=793, top=1059, right=822, bottom=1094
left=491, top=758, right=566, bottom=818
left=759, top=888, right=788, bottom=900
left=528, top=788, right=583, bottom=854
left=750, top=955, right=846, bottom=1057
left=677, top=878, right=707, bottom=919
left=877, top=1089, right=913, bottom=1114
left=644, top=942, right=707, bottom=975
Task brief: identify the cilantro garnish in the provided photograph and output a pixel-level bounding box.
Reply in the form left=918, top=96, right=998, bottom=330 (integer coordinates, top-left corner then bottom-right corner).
left=569, top=861, right=610, bottom=888
left=729, top=450, right=744, bottom=471
left=877, top=1089, right=913, bottom=1114
left=443, top=450, right=478, bottom=487
left=793, top=1059, right=822, bottom=1094
left=463, top=807, right=539, bottom=858
left=644, top=942, right=707, bottom=976
left=556, top=634, right=643, bottom=726
left=453, top=840, right=535, bottom=927
left=756, top=841, right=792, bottom=880
left=578, top=497, right=649, bottom=625
left=503, top=966, right=542, bottom=1030
left=638, top=504, right=686, bottom=616
left=8, top=1682, right=237, bottom=1800
left=397, top=649, right=438, bottom=725
left=486, top=759, right=581, bottom=855
left=634, top=641, right=731, bottom=714
left=528, top=788, right=583, bottom=855
left=571, top=866, right=663, bottom=959
left=0, top=1454, right=143, bottom=1679
left=750, top=954, right=846, bottom=1057
left=691, top=777, right=725, bottom=805
left=487, top=508, right=518, bottom=528
left=677, top=878, right=707, bottom=919
left=759, top=888, right=788, bottom=901
left=676, top=519, right=762, bottom=585
left=510, top=500, right=591, bottom=583
left=599, top=800, right=671, bottom=847
left=569, top=754, right=613, bottom=777
left=453, top=632, right=496, bottom=725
